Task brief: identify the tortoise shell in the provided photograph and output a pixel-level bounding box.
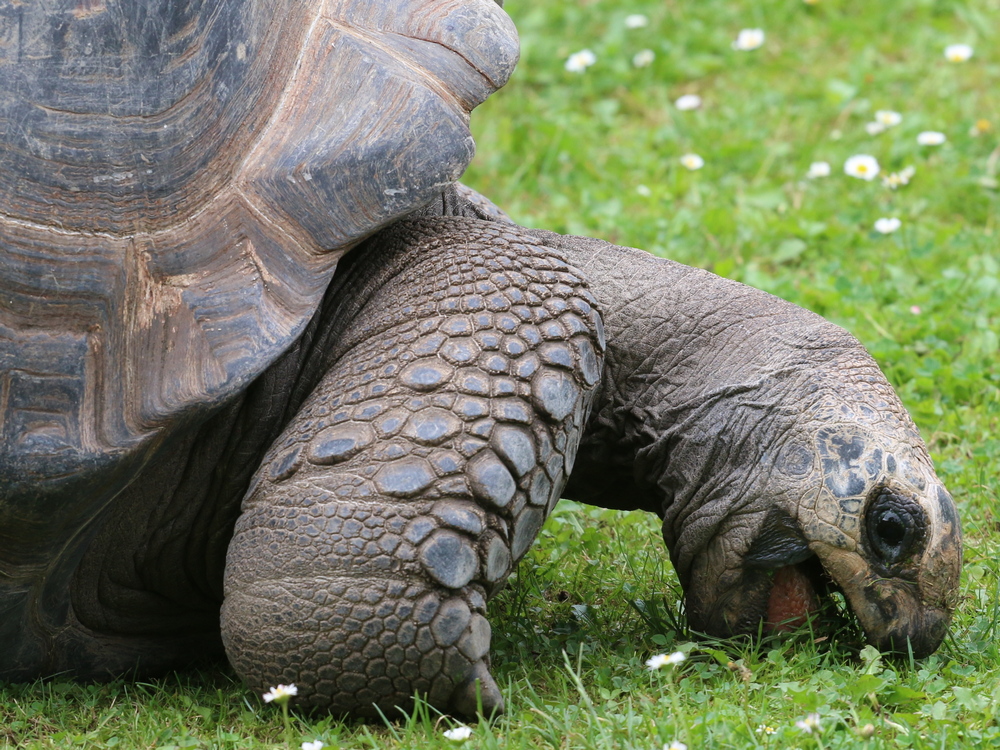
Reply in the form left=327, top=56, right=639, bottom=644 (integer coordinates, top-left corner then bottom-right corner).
left=0, top=0, right=518, bottom=496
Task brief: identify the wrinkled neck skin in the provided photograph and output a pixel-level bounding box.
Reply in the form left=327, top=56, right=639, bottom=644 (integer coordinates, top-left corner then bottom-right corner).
left=549, top=236, right=894, bottom=558
left=529, top=230, right=960, bottom=655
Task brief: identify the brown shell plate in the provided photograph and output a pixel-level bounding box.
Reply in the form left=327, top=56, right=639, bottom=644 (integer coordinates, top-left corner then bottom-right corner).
left=0, top=0, right=518, bottom=490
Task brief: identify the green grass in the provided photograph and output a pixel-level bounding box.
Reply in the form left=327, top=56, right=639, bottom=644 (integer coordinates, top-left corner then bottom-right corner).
left=4, top=0, right=1000, bottom=747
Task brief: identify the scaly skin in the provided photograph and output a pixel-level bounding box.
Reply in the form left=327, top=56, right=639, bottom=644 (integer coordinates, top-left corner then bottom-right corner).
left=221, top=217, right=605, bottom=716
left=8, top=190, right=958, bottom=717
left=539, top=230, right=961, bottom=657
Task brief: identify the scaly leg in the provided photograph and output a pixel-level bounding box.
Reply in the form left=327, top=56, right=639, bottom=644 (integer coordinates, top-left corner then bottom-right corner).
left=221, top=216, right=604, bottom=716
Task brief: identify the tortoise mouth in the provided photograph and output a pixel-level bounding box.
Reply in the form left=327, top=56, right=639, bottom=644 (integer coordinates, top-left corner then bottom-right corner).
left=809, top=541, right=955, bottom=659
left=755, top=552, right=951, bottom=658
left=763, top=556, right=835, bottom=633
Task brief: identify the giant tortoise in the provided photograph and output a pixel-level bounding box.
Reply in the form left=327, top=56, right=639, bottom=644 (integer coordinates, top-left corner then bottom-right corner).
left=0, top=0, right=961, bottom=718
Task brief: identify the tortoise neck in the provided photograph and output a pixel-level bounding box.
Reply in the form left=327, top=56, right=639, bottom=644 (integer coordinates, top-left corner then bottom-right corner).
left=523, top=232, right=876, bottom=575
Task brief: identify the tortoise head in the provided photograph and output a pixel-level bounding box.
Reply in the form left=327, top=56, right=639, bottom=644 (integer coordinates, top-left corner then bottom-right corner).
left=544, top=236, right=962, bottom=658
left=546, top=254, right=968, bottom=658
left=799, top=426, right=961, bottom=656
left=679, top=359, right=961, bottom=658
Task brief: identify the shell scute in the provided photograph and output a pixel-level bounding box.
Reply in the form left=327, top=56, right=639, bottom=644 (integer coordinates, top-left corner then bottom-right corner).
left=0, top=0, right=518, bottom=487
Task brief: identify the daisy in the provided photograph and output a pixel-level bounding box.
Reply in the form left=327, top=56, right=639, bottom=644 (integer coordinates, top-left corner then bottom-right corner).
left=844, top=154, right=880, bottom=180
left=565, top=49, right=596, bottom=73
left=865, top=122, right=886, bottom=135
left=875, top=110, right=903, bottom=127
left=732, top=28, right=765, bottom=51
left=633, top=49, right=655, bottom=68
left=874, top=217, right=902, bottom=234
left=443, top=726, right=474, bottom=742
left=262, top=684, right=298, bottom=703
left=301, top=742, right=325, bottom=750
left=679, top=154, right=704, bottom=171
left=756, top=724, right=777, bottom=735
left=625, top=14, right=649, bottom=29
left=944, top=43, right=973, bottom=62
left=882, top=166, right=914, bottom=189
left=675, top=94, right=702, bottom=110
left=806, top=161, right=831, bottom=178
left=646, top=651, right=686, bottom=669
left=795, top=713, right=822, bottom=734
left=917, top=131, right=946, bottom=145
left=969, top=119, right=991, bottom=136
left=664, top=742, right=688, bottom=750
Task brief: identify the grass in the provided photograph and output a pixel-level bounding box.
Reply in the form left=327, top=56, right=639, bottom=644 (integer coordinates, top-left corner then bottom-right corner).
left=3, top=0, right=999, bottom=747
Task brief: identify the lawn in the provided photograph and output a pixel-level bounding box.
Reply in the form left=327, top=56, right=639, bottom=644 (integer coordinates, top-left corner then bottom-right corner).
left=3, top=0, right=999, bottom=747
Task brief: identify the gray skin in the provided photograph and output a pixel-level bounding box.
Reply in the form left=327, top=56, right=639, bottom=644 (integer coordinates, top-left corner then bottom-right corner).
left=22, top=186, right=957, bottom=718
left=0, top=0, right=960, bottom=723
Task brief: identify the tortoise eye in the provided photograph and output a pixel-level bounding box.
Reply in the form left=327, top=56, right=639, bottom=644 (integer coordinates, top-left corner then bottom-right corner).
left=865, top=488, right=926, bottom=566
left=875, top=511, right=907, bottom=547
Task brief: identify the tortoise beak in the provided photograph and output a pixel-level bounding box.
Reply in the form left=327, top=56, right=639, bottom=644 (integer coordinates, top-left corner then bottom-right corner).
left=811, top=489, right=962, bottom=658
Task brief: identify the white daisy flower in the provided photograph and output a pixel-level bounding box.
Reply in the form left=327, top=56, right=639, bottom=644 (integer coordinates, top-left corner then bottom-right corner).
left=917, top=131, right=946, bottom=145
left=664, top=742, right=688, bottom=750
left=646, top=653, right=671, bottom=669
left=625, top=14, right=649, bottom=29
left=633, top=49, right=655, bottom=68
left=944, top=43, right=973, bottom=62
left=756, top=724, right=777, bottom=735
left=875, top=110, right=903, bottom=127
left=874, top=217, right=902, bottom=234
left=674, top=94, right=702, bottom=110
left=679, top=154, right=704, bottom=171
left=844, top=154, right=880, bottom=180
left=565, top=49, right=597, bottom=73
left=969, top=119, right=991, bottom=136
left=882, top=166, right=913, bottom=189
left=865, top=121, right=887, bottom=135
left=795, top=713, right=822, bottom=734
left=646, top=651, right=686, bottom=669
left=806, top=161, right=831, bottom=178
left=732, top=28, right=765, bottom=51
left=301, top=741, right=325, bottom=750
left=443, top=726, right=474, bottom=742
left=262, top=684, right=298, bottom=703
left=665, top=650, right=686, bottom=664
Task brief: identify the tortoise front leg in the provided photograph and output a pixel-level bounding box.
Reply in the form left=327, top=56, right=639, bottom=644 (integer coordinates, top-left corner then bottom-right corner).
left=220, top=217, right=604, bottom=717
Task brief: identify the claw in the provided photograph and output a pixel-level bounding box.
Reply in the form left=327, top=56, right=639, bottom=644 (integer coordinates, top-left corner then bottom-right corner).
left=448, top=660, right=504, bottom=718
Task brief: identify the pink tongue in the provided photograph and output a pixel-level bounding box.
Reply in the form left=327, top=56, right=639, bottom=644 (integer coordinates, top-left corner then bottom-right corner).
left=766, top=565, right=819, bottom=631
